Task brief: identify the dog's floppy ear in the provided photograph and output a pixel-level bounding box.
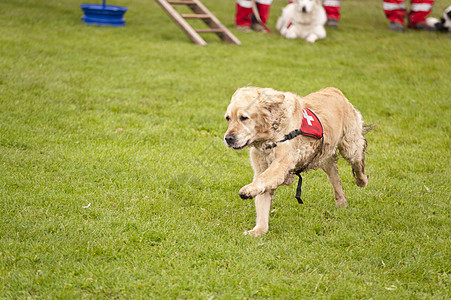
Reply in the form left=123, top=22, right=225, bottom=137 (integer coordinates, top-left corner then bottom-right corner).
left=257, top=92, right=286, bottom=130
left=257, top=92, right=285, bottom=111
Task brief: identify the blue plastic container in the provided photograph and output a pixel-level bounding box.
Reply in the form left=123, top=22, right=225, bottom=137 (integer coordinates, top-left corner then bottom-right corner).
left=80, top=3, right=128, bottom=26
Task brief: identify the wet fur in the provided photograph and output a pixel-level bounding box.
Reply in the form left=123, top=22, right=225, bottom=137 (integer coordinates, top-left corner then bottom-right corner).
left=224, top=87, right=372, bottom=236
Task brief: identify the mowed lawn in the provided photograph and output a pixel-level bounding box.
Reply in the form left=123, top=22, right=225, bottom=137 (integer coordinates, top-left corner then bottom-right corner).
left=1, top=0, right=450, bottom=298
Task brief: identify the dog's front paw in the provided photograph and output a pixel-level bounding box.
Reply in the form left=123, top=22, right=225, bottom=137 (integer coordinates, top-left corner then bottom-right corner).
left=244, top=226, right=268, bottom=237
left=305, top=34, right=318, bottom=43
left=355, top=174, right=368, bottom=188
left=285, top=28, right=297, bottom=39
left=280, top=26, right=288, bottom=36
left=335, top=197, right=348, bottom=207
left=238, top=184, right=263, bottom=199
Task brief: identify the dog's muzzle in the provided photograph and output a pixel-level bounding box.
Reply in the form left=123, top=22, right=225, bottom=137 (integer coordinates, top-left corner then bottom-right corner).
left=225, top=134, right=249, bottom=150
left=224, top=134, right=236, bottom=147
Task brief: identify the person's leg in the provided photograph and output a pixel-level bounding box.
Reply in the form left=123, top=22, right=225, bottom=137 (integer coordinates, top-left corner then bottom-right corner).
left=383, top=0, right=407, bottom=31
left=323, top=0, right=341, bottom=27
left=249, top=0, right=272, bottom=32
left=408, top=0, right=435, bottom=29
left=235, top=0, right=253, bottom=30
left=256, top=0, right=273, bottom=24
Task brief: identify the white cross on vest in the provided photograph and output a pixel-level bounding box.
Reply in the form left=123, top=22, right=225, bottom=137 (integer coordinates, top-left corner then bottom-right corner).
left=303, top=109, right=314, bottom=126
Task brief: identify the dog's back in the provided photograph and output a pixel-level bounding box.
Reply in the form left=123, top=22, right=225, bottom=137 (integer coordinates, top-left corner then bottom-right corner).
left=303, top=88, right=360, bottom=139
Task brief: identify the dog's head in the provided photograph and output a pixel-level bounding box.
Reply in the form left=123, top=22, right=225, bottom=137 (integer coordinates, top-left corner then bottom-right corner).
left=293, top=0, right=318, bottom=13
left=224, top=87, right=285, bottom=150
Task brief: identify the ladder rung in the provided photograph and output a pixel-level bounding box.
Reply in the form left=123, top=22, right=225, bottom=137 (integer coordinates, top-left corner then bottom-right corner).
left=181, top=14, right=210, bottom=19
left=167, top=1, right=196, bottom=4
left=196, top=28, right=224, bottom=33
left=155, top=0, right=241, bottom=45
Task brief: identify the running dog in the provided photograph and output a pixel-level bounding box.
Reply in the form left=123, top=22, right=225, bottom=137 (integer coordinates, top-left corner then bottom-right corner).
left=224, top=87, right=372, bottom=236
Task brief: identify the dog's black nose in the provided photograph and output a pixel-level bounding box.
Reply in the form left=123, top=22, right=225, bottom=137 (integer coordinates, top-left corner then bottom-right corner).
left=302, top=6, right=307, bottom=13
left=225, top=134, right=236, bottom=146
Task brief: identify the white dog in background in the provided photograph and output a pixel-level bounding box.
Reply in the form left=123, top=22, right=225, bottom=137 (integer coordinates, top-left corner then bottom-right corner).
left=276, top=0, right=327, bottom=43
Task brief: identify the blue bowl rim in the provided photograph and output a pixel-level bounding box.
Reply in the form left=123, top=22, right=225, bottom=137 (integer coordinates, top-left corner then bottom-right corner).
left=80, top=4, right=128, bottom=12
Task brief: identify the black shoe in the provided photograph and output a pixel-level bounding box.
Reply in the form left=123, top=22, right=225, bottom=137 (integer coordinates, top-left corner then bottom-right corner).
left=234, top=25, right=251, bottom=32
left=326, top=18, right=339, bottom=28
left=250, top=23, right=267, bottom=33
left=388, top=22, right=405, bottom=32
left=413, top=22, right=436, bottom=31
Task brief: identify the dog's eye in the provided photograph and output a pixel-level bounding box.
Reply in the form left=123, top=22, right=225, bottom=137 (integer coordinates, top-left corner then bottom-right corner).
left=239, top=116, right=249, bottom=122
left=225, top=116, right=231, bottom=122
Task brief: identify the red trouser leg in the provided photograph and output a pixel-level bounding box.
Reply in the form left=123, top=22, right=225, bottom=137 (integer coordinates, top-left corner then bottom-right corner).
left=256, top=2, right=271, bottom=24
left=383, top=0, right=406, bottom=24
left=408, top=0, right=434, bottom=27
left=323, top=0, right=341, bottom=21
left=235, top=0, right=253, bottom=26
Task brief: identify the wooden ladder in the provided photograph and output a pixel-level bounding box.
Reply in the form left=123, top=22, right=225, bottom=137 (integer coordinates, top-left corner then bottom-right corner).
left=155, top=0, right=241, bottom=46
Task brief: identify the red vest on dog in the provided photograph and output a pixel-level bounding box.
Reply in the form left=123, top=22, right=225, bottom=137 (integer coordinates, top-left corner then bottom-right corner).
left=300, top=108, right=323, bottom=139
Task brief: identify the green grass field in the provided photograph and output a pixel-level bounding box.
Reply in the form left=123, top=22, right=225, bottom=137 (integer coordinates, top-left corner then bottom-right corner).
left=1, top=0, right=450, bottom=298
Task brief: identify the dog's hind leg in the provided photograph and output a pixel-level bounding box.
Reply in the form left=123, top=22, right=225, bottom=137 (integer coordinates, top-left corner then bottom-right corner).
left=338, top=124, right=369, bottom=188
left=321, top=156, right=348, bottom=206
left=350, top=147, right=368, bottom=188
left=244, top=191, right=274, bottom=236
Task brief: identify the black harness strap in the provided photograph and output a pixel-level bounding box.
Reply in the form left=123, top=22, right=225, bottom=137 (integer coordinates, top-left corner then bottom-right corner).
left=293, top=136, right=324, bottom=204
left=265, top=129, right=308, bottom=150
left=265, top=108, right=324, bottom=204
left=294, top=172, right=303, bottom=204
